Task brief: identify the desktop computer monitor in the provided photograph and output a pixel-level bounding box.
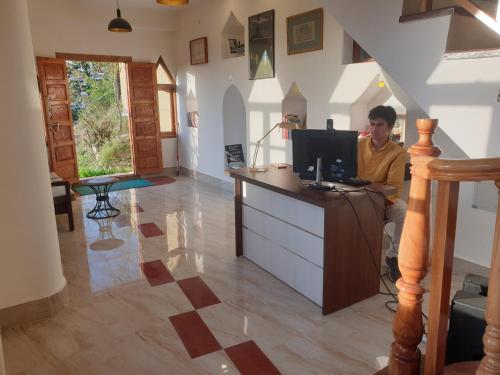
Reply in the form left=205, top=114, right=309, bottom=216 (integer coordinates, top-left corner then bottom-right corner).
left=292, top=129, right=358, bottom=180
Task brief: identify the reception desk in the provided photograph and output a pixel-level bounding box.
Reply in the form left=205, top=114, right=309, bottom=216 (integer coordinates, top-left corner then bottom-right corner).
left=230, top=166, right=393, bottom=315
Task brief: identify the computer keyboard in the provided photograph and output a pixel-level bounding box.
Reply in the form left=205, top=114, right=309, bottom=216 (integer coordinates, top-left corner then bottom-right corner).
left=325, top=176, right=371, bottom=187
left=298, top=171, right=371, bottom=187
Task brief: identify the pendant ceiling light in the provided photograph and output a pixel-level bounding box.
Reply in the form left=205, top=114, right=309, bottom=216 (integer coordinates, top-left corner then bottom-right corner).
left=156, top=0, right=189, bottom=5
left=108, top=0, right=132, bottom=33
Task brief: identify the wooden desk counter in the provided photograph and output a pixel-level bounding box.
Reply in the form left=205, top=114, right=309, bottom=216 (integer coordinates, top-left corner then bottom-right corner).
left=230, top=166, right=390, bottom=314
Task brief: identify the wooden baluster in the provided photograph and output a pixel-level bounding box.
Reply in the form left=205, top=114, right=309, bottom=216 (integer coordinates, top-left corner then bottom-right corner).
left=420, top=0, right=433, bottom=12
left=388, top=119, right=441, bottom=375
left=477, top=181, right=500, bottom=375
left=425, top=180, right=460, bottom=375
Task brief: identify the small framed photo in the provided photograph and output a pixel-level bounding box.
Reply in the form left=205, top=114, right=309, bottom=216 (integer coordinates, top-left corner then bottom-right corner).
left=227, top=38, right=245, bottom=57
left=187, top=111, right=199, bottom=128
left=286, top=8, right=323, bottom=55
left=190, top=37, right=208, bottom=65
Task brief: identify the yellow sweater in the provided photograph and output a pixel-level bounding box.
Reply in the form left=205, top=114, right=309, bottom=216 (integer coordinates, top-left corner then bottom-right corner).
left=358, top=136, right=407, bottom=202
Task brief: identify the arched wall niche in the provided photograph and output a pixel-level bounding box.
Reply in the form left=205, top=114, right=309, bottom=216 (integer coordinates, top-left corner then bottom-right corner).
left=281, top=82, right=307, bottom=163
left=222, top=84, right=247, bottom=168
left=350, top=74, right=407, bottom=142
left=221, top=12, right=245, bottom=59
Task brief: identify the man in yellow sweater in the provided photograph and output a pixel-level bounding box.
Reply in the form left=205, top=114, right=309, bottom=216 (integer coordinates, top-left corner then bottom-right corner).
left=358, top=105, right=407, bottom=282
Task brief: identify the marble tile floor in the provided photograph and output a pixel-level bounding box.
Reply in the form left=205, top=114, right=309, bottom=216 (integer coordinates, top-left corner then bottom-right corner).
left=2, top=176, right=489, bottom=374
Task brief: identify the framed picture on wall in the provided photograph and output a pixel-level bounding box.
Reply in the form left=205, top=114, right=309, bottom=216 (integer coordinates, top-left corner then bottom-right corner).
left=187, top=111, right=199, bottom=128
left=248, top=9, right=275, bottom=80
left=286, top=8, right=323, bottom=55
left=190, top=37, right=208, bottom=65
left=227, top=38, right=245, bottom=57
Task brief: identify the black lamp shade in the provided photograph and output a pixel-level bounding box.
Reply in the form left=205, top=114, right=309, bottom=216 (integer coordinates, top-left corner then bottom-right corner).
left=108, top=8, right=132, bottom=32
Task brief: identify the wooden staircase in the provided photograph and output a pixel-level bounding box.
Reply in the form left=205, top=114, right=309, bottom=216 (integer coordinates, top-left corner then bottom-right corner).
left=376, top=119, right=500, bottom=374
left=399, top=0, right=500, bottom=53
left=401, top=0, right=499, bottom=27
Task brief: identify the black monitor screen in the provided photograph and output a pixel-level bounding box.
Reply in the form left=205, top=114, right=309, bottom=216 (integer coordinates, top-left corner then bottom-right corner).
left=292, top=129, right=358, bottom=180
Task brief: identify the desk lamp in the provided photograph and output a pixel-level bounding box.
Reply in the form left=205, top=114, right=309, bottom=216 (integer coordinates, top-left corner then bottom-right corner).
left=249, top=121, right=301, bottom=172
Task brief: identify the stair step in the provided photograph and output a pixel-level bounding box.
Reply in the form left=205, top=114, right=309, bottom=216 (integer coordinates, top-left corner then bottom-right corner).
left=400, top=6, right=471, bottom=23
left=444, top=47, right=500, bottom=59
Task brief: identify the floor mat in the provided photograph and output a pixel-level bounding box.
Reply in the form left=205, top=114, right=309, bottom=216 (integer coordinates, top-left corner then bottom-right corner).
left=72, top=178, right=154, bottom=196
left=145, top=176, right=176, bottom=186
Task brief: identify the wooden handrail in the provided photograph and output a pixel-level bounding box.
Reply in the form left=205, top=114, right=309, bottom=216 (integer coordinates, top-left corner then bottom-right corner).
left=416, top=0, right=500, bottom=34
left=411, top=157, right=500, bottom=181
left=381, top=118, right=500, bottom=375
left=454, top=0, right=500, bottom=35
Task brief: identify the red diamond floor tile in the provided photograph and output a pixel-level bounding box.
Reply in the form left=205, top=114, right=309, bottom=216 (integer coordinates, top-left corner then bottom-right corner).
left=225, top=341, right=280, bottom=375
left=140, top=260, right=174, bottom=286
left=138, top=223, right=163, bottom=238
left=177, top=276, right=221, bottom=310
left=169, top=311, right=222, bottom=358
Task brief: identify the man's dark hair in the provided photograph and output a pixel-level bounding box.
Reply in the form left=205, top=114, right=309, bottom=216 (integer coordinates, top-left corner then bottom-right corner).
left=368, top=105, right=397, bottom=129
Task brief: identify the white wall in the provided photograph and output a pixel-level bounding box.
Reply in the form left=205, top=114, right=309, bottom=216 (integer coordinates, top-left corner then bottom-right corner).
left=320, top=0, right=500, bottom=266
left=26, top=0, right=179, bottom=170
left=223, top=84, right=247, bottom=164
left=174, top=0, right=396, bottom=183
left=27, top=0, right=178, bottom=64
left=0, top=0, right=66, bottom=309
left=162, top=139, right=178, bottom=168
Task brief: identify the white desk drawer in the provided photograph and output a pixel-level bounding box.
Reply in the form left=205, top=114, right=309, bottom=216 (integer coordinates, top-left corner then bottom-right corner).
left=242, top=205, right=324, bottom=268
left=294, top=256, right=323, bottom=306
left=243, top=228, right=323, bottom=306
left=242, top=182, right=324, bottom=238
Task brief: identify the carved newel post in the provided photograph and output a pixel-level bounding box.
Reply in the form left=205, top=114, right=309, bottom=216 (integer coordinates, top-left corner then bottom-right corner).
left=388, top=119, right=441, bottom=375
left=477, top=180, right=500, bottom=375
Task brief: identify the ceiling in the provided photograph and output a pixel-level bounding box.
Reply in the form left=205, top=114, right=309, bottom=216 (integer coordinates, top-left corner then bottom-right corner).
left=98, top=0, right=202, bottom=11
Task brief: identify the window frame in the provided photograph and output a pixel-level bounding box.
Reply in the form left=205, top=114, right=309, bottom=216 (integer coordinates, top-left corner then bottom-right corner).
left=352, top=40, right=374, bottom=64
left=156, top=56, right=177, bottom=139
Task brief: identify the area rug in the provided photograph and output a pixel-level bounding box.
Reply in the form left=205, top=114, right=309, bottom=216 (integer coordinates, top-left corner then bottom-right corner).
left=72, top=178, right=154, bottom=196
left=145, top=176, right=176, bottom=186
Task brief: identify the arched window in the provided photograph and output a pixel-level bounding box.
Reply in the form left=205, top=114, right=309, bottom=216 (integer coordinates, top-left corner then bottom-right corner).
left=156, top=56, right=177, bottom=138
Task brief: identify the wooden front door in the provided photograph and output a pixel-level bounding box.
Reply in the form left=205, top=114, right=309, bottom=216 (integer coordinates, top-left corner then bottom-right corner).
left=127, top=63, right=163, bottom=175
left=37, top=57, right=79, bottom=182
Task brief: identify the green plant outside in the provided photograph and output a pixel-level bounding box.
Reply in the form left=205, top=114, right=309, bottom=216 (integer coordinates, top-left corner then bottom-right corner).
left=79, top=166, right=132, bottom=178
left=67, top=61, right=133, bottom=178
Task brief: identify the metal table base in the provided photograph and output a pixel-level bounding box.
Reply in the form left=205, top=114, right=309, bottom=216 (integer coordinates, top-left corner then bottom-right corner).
left=86, top=178, right=121, bottom=219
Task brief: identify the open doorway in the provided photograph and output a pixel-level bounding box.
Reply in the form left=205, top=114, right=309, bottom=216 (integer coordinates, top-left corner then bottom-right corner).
left=66, top=60, right=133, bottom=178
